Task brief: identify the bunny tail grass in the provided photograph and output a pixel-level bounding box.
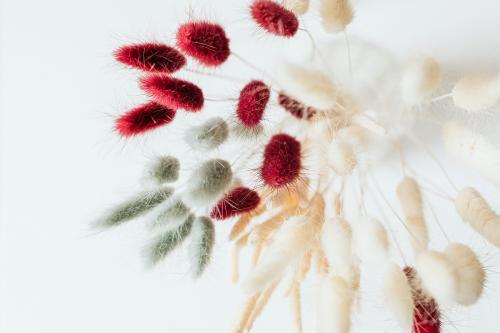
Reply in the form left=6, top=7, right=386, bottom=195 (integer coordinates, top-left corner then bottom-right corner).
left=96, top=186, right=173, bottom=228
left=189, top=216, right=215, bottom=278
left=146, top=156, right=180, bottom=184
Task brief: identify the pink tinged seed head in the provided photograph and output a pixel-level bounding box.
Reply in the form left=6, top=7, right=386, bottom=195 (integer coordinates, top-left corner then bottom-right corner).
left=278, top=92, right=317, bottom=120
left=115, top=102, right=176, bottom=137
left=140, top=74, right=204, bottom=112
left=261, top=133, right=301, bottom=188
left=210, top=186, right=261, bottom=220
left=114, top=43, right=186, bottom=73
left=250, top=0, right=299, bottom=37
left=176, top=22, right=231, bottom=67
left=237, top=80, right=270, bottom=127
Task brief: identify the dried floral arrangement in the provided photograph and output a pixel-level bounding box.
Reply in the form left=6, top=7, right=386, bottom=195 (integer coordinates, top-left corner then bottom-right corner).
left=96, top=1, right=500, bottom=332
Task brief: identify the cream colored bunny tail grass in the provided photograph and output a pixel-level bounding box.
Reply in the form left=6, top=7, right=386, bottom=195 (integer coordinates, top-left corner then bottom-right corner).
left=353, top=216, right=389, bottom=266
left=284, top=0, right=310, bottom=15
left=184, top=117, right=229, bottom=151
left=321, top=217, right=353, bottom=276
left=278, top=63, right=338, bottom=110
left=232, top=233, right=250, bottom=284
left=452, top=72, right=500, bottom=112
left=229, top=205, right=266, bottom=241
left=443, top=121, right=500, bottom=186
left=401, top=56, right=442, bottom=105
left=242, top=216, right=315, bottom=294
left=383, top=262, right=414, bottom=329
left=233, top=293, right=260, bottom=333
left=316, top=275, right=354, bottom=333
left=416, top=250, right=459, bottom=306
left=145, top=156, right=180, bottom=185
left=328, top=140, right=357, bottom=176
left=152, top=198, right=190, bottom=228
left=246, top=280, right=279, bottom=331
left=290, top=281, right=303, bottom=333
left=145, top=214, right=194, bottom=266
left=444, top=243, right=485, bottom=305
left=319, top=0, right=353, bottom=33
left=97, top=186, right=173, bottom=228
left=397, top=177, right=429, bottom=255
left=184, top=159, right=232, bottom=207
left=455, top=187, right=500, bottom=247
left=189, top=216, right=215, bottom=278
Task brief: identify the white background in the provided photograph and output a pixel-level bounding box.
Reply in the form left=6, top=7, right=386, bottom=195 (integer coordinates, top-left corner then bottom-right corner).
left=2, top=0, right=500, bottom=332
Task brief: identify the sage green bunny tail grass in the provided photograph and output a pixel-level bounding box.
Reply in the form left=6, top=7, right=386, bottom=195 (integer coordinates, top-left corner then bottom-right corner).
left=145, top=214, right=194, bottom=266
left=147, top=156, right=180, bottom=184
left=184, top=159, right=233, bottom=206
left=189, top=216, right=215, bottom=278
left=152, top=198, right=190, bottom=228
left=184, top=117, right=228, bottom=151
left=96, top=186, right=174, bottom=228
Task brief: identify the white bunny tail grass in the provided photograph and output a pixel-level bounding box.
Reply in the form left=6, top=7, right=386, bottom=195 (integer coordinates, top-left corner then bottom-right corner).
left=416, top=250, right=459, bottom=306
left=184, top=117, right=229, bottom=151
left=444, top=243, right=485, bottom=305
left=184, top=159, right=233, bottom=207
left=96, top=186, right=173, bottom=228
left=328, top=140, right=357, bottom=176
left=319, top=0, right=353, bottom=33
left=145, top=156, right=180, bottom=185
left=443, top=121, right=500, bottom=186
left=316, top=275, right=354, bottom=333
left=383, top=262, right=414, bottom=329
left=284, top=0, right=310, bottom=15
left=152, top=198, right=190, bottom=229
left=242, top=216, right=314, bottom=294
left=452, top=72, right=500, bottom=112
left=455, top=187, right=500, bottom=248
left=401, top=56, right=442, bottom=105
left=144, top=214, right=194, bottom=266
left=189, top=216, right=215, bottom=278
left=321, top=217, right=353, bottom=275
left=353, top=216, right=389, bottom=266
left=278, top=63, right=338, bottom=110
left=397, top=177, right=429, bottom=255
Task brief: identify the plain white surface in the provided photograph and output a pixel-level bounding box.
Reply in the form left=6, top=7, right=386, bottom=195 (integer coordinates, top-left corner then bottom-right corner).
left=1, top=0, right=500, bottom=332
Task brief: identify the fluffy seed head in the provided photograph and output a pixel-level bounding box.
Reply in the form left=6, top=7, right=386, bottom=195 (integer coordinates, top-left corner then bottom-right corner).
left=210, top=186, right=261, bottom=220
left=328, top=140, right=357, bottom=176
left=115, top=102, right=176, bottom=137
left=278, top=92, right=317, bottom=120
left=184, top=159, right=233, bottom=206
left=114, top=43, right=186, bottom=73
left=250, top=0, right=299, bottom=37
left=452, top=73, right=500, bottom=111
left=444, top=243, right=485, bottom=305
left=319, top=0, right=353, bottom=33
left=140, top=74, right=204, bottom=112
left=185, top=117, right=229, bottom=151
left=316, top=275, right=354, bottom=333
left=383, top=263, right=414, bottom=329
left=176, top=22, right=230, bottom=67
left=353, top=217, right=389, bottom=265
left=401, top=56, right=442, bottom=105
left=283, top=0, right=310, bottom=15
left=261, top=133, right=301, bottom=188
left=236, top=80, right=270, bottom=127
left=189, top=216, right=215, bottom=278
left=146, top=156, right=180, bottom=184
left=153, top=198, right=191, bottom=228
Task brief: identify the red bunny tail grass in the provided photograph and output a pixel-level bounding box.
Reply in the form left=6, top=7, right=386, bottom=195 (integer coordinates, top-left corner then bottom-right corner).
left=237, top=80, right=270, bottom=127
left=176, top=22, right=230, bottom=67
left=404, top=267, right=441, bottom=333
left=116, top=102, right=176, bottom=137
left=261, top=133, right=302, bottom=188
left=278, top=92, right=317, bottom=120
left=210, top=186, right=261, bottom=220
left=114, top=43, right=186, bottom=73
left=250, top=0, right=299, bottom=37
left=140, top=74, right=204, bottom=112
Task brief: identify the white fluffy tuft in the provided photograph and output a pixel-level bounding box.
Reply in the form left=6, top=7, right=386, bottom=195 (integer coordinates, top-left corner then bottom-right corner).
left=319, top=0, right=353, bottom=33
left=416, top=250, right=459, bottom=306
left=444, top=243, right=485, bottom=305
left=452, top=72, right=500, bottom=112
left=283, top=0, right=309, bottom=15
left=353, top=216, right=389, bottom=266
left=316, top=275, right=354, bottom=333
left=383, top=262, right=414, bottom=329
left=401, top=56, right=442, bottom=105
left=328, top=140, right=357, bottom=176
left=242, top=216, right=314, bottom=294
left=443, top=121, right=500, bottom=186
left=278, top=63, right=338, bottom=110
